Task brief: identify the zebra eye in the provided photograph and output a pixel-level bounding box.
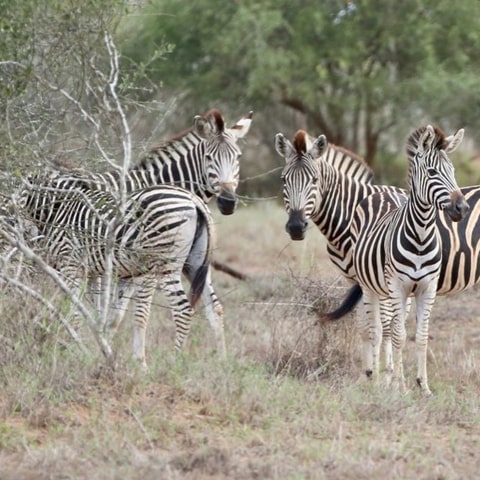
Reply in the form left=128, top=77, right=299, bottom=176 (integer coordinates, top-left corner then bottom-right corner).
left=312, top=177, right=318, bottom=184
left=427, top=168, right=439, bottom=177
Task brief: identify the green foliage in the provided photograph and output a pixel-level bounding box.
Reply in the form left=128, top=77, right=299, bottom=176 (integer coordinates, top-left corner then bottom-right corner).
left=0, top=0, right=145, bottom=176
left=120, top=0, right=480, bottom=167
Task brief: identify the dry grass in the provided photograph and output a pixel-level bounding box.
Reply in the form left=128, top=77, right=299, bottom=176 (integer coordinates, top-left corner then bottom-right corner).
left=1, top=201, right=480, bottom=479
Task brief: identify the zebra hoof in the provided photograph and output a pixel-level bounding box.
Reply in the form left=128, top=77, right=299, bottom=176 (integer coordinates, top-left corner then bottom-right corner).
left=416, top=378, right=433, bottom=396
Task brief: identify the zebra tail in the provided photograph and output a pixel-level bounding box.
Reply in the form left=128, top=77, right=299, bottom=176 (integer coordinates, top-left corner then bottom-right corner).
left=187, top=201, right=215, bottom=309
left=317, top=283, right=363, bottom=322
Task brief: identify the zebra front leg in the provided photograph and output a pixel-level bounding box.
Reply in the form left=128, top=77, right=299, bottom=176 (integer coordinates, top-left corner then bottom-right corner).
left=201, top=268, right=226, bottom=359
left=357, top=291, right=382, bottom=382
left=390, top=290, right=408, bottom=394
left=380, top=296, right=412, bottom=386
left=379, top=298, right=393, bottom=385
left=414, top=283, right=436, bottom=396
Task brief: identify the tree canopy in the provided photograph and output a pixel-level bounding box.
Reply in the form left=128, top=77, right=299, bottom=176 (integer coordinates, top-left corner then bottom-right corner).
left=120, top=0, right=480, bottom=165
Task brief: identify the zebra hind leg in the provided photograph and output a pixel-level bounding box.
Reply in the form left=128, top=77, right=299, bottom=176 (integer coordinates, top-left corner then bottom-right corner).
left=159, top=272, right=195, bottom=354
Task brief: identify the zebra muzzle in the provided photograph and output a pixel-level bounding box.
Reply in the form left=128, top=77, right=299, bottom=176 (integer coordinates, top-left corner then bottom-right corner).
left=286, top=210, right=308, bottom=240
left=216, top=189, right=238, bottom=215
left=445, top=191, right=469, bottom=222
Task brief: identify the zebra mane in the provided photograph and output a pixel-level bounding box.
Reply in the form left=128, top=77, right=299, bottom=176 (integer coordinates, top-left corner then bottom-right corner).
left=147, top=108, right=225, bottom=153
left=293, top=129, right=374, bottom=183
left=406, top=125, right=448, bottom=159
left=324, top=143, right=374, bottom=183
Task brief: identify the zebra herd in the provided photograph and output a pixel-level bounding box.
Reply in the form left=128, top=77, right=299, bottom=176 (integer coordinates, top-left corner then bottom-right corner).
left=2, top=107, right=479, bottom=395
left=277, top=125, right=479, bottom=395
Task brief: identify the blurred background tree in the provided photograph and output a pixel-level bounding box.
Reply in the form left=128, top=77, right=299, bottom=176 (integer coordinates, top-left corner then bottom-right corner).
left=119, top=0, right=480, bottom=189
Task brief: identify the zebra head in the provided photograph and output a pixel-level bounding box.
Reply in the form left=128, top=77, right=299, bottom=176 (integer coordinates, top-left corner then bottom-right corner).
left=408, top=125, right=469, bottom=222
left=194, top=109, right=253, bottom=215
left=275, top=130, right=328, bottom=240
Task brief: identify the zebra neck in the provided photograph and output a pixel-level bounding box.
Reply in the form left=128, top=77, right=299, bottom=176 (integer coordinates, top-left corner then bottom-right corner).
left=313, top=177, right=381, bottom=250
left=130, top=132, right=213, bottom=202
left=403, top=198, right=438, bottom=244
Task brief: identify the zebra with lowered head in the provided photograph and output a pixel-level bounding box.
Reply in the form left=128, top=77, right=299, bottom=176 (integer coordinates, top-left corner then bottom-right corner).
left=19, top=175, right=222, bottom=368
left=350, top=125, right=468, bottom=395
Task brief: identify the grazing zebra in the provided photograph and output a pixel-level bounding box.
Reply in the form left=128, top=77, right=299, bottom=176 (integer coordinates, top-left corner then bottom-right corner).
left=350, top=125, right=467, bottom=394
left=19, top=176, right=222, bottom=367
left=275, top=128, right=480, bottom=378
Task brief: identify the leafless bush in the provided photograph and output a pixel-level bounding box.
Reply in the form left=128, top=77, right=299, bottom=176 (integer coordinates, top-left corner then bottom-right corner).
left=269, top=275, right=358, bottom=381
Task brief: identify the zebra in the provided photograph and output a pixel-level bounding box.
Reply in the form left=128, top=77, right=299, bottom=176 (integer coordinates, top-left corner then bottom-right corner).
left=18, top=175, right=221, bottom=368
left=275, top=128, right=477, bottom=380
left=349, top=125, right=467, bottom=394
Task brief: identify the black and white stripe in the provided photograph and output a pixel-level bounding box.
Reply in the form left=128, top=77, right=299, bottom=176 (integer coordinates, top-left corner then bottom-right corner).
left=15, top=109, right=252, bottom=359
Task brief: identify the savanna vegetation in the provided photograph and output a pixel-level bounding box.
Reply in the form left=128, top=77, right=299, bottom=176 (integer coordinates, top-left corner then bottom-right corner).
left=1, top=1, right=480, bottom=479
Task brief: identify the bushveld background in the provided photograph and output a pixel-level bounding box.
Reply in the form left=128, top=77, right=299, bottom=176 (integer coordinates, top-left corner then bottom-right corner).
left=1, top=201, right=479, bottom=480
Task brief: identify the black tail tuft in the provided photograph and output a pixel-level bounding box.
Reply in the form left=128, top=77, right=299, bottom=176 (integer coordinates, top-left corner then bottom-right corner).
left=188, top=263, right=208, bottom=308
left=316, top=283, right=363, bottom=322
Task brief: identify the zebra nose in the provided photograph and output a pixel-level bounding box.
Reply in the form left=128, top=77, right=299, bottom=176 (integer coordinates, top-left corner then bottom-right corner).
left=454, top=198, right=469, bottom=219
left=447, top=193, right=469, bottom=222
left=286, top=211, right=308, bottom=240
left=217, top=189, right=237, bottom=215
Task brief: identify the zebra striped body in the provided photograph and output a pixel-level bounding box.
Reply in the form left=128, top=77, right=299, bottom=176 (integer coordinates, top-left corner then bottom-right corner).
left=20, top=177, right=223, bottom=367
left=275, top=131, right=405, bottom=282
left=350, top=125, right=467, bottom=394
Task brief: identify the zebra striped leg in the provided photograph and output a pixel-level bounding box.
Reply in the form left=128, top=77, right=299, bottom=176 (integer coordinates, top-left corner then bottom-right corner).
left=379, top=298, right=393, bottom=383
left=158, top=272, right=195, bottom=353
left=390, top=290, right=408, bottom=394
left=200, top=268, right=226, bottom=359
left=358, top=291, right=382, bottom=382
left=381, top=297, right=412, bottom=387
left=131, top=274, right=157, bottom=371
left=414, top=283, right=436, bottom=396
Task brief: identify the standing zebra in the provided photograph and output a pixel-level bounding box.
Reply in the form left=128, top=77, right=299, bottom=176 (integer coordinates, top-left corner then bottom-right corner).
left=275, top=128, right=480, bottom=379
left=350, top=125, right=467, bottom=394
left=19, top=176, right=219, bottom=368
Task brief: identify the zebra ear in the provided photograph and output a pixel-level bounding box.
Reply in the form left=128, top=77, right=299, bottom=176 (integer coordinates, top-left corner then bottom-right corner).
left=274, top=133, right=294, bottom=160
left=229, top=111, right=253, bottom=139
left=419, top=125, right=436, bottom=152
left=194, top=115, right=213, bottom=139
left=445, top=128, right=464, bottom=153
left=308, top=135, right=328, bottom=159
